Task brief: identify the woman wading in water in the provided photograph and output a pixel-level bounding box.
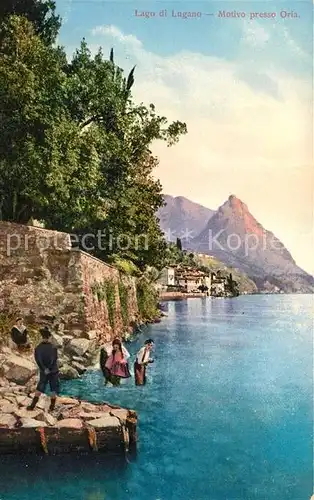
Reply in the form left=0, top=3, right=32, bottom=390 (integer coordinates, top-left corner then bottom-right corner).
left=134, top=339, right=154, bottom=386
left=102, top=339, right=131, bottom=386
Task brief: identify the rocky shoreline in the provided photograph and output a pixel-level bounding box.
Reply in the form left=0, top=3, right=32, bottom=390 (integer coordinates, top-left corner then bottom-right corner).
left=0, top=391, right=137, bottom=455
left=0, top=345, right=137, bottom=455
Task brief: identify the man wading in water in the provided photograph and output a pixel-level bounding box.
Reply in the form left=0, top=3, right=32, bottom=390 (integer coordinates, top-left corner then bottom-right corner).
left=134, top=339, right=154, bottom=386
left=27, top=327, right=59, bottom=412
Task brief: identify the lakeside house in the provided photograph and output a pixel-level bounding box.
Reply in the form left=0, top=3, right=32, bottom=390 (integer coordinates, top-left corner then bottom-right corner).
left=210, top=272, right=227, bottom=297
left=175, top=267, right=211, bottom=293
left=159, top=267, right=176, bottom=289
left=158, top=265, right=212, bottom=294
left=158, top=265, right=237, bottom=297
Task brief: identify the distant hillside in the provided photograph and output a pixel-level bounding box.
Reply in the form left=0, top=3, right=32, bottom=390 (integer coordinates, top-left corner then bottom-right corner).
left=194, top=253, right=258, bottom=294
left=157, top=195, right=214, bottom=242
left=189, top=195, right=314, bottom=293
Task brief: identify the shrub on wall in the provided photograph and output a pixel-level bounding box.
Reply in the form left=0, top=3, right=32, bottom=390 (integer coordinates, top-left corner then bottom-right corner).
left=118, top=280, right=129, bottom=327
left=105, top=280, right=116, bottom=329
left=91, top=280, right=116, bottom=329
left=136, top=280, right=159, bottom=321
left=109, top=256, right=141, bottom=276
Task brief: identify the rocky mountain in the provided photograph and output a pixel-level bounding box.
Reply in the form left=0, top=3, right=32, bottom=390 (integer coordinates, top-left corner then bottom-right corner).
left=187, top=195, right=314, bottom=293
left=157, top=195, right=214, bottom=242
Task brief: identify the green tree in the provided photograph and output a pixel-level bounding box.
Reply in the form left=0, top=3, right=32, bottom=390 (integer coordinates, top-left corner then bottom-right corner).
left=0, top=0, right=61, bottom=44
left=0, top=17, right=101, bottom=227
left=176, top=237, right=182, bottom=251
left=0, top=19, right=187, bottom=271
left=66, top=44, right=186, bottom=268
left=226, top=273, right=239, bottom=297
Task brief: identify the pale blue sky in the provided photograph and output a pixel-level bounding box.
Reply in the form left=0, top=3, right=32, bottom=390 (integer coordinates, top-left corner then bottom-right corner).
left=57, top=1, right=312, bottom=76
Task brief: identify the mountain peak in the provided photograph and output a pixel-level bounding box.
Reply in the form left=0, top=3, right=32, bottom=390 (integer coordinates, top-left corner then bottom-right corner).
left=217, top=195, right=249, bottom=218
left=226, top=194, right=247, bottom=209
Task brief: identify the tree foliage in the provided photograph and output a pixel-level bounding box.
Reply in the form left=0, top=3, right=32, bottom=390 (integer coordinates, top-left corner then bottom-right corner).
left=0, top=0, right=61, bottom=44
left=226, top=273, right=239, bottom=296
left=176, top=237, right=182, bottom=251
left=0, top=16, right=187, bottom=270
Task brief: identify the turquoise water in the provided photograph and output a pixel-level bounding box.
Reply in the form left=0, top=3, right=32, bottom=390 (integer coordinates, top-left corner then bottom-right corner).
left=0, top=295, right=313, bottom=500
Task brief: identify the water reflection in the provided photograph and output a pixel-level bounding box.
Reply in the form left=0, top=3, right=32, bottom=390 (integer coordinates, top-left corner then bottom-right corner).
left=0, top=453, right=129, bottom=497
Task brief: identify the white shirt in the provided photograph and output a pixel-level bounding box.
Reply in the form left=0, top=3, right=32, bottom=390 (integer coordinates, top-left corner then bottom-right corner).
left=136, top=346, right=150, bottom=365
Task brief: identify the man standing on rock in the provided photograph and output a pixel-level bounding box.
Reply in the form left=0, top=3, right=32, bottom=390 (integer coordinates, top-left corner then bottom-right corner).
left=27, top=327, right=59, bottom=412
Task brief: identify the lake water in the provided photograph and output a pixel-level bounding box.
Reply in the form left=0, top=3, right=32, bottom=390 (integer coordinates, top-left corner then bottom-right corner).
left=0, top=295, right=313, bottom=500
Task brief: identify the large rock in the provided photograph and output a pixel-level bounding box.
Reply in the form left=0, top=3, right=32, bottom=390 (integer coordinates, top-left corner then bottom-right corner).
left=65, top=339, right=91, bottom=357
left=51, top=334, right=63, bottom=348
left=0, top=400, right=17, bottom=414
left=110, top=409, right=129, bottom=424
left=88, top=416, right=120, bottom=429
left=21, top=418, right=46, bottom=428
left=83, top=330, right=97, bottom=341
left=56, top=418, right=83, bottom=429
left=2, top=355, right=37, bottom=385
left=15, top=408, right=45, bottom=420
left=16, top=395, right=32, bottom=407
left=58, top=396, right=79, bottom=405
left=0, top=413, right=16, bottom=428
left=80, top=402, right=101, bottom=413
left=79, top=411, right=106, bottom=421
left=59, top=365, right=80, bottom=380
left=72, top=356, right=85, bottom=363
left=44, top=414, right=57, bottom=426
left=71, top=362, right=86, bottom=375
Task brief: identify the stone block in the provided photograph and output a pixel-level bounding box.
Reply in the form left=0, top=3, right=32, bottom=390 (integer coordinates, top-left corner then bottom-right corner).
left=55, top=418, right=83, bottom=429
left=51, top=334, right=63, bottom=348
left=0, top=400, right=17, bottom=414
left=0, top=414, right=16, bottom=428
left=44, top=414, right=57, bottom=426
left=15, top=409, right=45, bottom=420
left=59, top=365, right=80, bottom=380
left=65, top=339, right=91, bottom=357
left=16, top=395, right=32, bottom=407
left=88, top=416, right=120, bottom=429
left=83, top=330, right=97, bottom=340
left=58, top=397, right=80, bottom=405
left=110, top=409, right=129, bottom=424
left=71, top=362, right=86, bottom=375
left=21, top=418, right=47, bottom=428
left=3, top=355, right=37, bottom=385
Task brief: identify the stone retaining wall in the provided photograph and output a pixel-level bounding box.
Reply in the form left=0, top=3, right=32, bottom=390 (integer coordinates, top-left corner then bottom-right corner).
left=0, top=222, right=139, bottom=343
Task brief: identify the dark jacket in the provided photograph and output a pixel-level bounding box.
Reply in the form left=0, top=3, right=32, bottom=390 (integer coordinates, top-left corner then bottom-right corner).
left=35, top=341, right=58, bottom=374
left=11, top=327, right=28, bottom=346
left=100, top=348, right=109, bottom=377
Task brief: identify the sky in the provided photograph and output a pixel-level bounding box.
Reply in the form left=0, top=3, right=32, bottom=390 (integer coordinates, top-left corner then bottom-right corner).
left=56, top=0, right=313, bottom=274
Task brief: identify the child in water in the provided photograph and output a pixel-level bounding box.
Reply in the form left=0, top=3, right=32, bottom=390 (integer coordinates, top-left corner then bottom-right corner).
left=102, top=338, right=131, bottom=386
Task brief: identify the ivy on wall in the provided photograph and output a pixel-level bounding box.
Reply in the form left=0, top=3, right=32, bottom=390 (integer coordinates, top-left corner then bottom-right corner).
left=91, top=279, right=116, bottom=329
left=136, top=281, right=158, bottom=321
left=118, top=280, right=129, bottom=327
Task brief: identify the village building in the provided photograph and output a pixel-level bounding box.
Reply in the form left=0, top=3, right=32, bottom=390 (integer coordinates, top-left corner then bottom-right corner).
left=157, top=266, right=176, bottom=290
left=210, top=272, right=227, bottom=296
left=175, top=267, right=211, bottom=294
